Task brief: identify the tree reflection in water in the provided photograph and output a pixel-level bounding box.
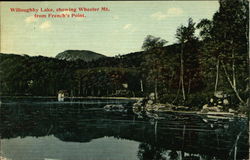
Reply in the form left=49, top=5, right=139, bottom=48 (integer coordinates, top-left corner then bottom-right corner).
left=137, top=143, right=167, bottom=160
left=0, top=98, right=249, bottom=160
left=168, top=150, right=178, bottom=160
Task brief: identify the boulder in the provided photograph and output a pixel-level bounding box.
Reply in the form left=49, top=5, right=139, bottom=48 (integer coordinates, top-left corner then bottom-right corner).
left=104, top=104, right=112, bottom=110
left=217, top=105, right=223, bottom=109
left=172, top=105, right=189, bottom=111
left=147, top=100, right=154, bottom=105
left=145, top=104, right=154, bottom=111
left=214, top=91, right=224, bottom=98
left=210, top=98, right=214, bottom=103
left=133, top=102, right=143, bottom=108
left=223, top=99, right=229, bottom=105
left=153, top=104, right=166, bottom=111
left=104, top=104, right=125, bottom=112
left=201, top=106, right=221, bottom=113
left=149, top=92, right=155, bottom=100
left=145, top=103, right=167, bottom=112
left=208, top=106, right=221, bottom=112
left=202, top=104, right=209, bottom=109
left=201, top=108, right=209, bottom=113
left=229, top=108, right=236, bottom=113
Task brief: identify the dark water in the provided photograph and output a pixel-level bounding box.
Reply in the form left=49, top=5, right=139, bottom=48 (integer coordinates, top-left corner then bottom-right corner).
left=0, top=98, right=249, bottom=160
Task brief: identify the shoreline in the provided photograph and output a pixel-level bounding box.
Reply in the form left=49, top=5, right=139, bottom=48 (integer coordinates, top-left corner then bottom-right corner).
left=1, top=96, right=247, bottom=117
left=0, top=96, right=143, bottom=100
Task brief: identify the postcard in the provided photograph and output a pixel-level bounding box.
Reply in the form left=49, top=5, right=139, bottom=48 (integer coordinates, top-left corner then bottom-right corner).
left=0, top=1, right=249, bottom=160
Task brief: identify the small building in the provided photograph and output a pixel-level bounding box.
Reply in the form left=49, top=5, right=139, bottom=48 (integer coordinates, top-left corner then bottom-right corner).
left=58, top=90, right=68, bottom=101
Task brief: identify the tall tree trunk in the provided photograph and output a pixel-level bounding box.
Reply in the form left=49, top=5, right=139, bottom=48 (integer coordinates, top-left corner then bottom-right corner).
left=82, top=87, right=85, bottom=96
left=215, top=59, right=220, bottom=93
left=168, top=71, right=174, bottom=92
left=180, top=43, right=186, bottom=101
left=222, top=62, right=245, bottom=104
left=98, top=88, right=100, bottom=96
left=231, top=40, right=236, bottom=89
left=78, top=80, right=81, bottom=96
left=154, top=79, right=158, bottom=101
left=172, top=78, right=181, bottom=104
left=140, top=79, right=144, bottom=92
left=188, top=79, right=191, bottom=94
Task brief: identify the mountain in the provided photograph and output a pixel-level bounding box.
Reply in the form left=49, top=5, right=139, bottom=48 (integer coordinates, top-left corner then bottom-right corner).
left=55, top=50, right=106, bottom=61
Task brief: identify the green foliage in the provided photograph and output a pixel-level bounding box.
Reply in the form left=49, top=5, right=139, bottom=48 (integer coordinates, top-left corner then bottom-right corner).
left=142, top=35, right=168, bottom=51
left=176, top=18, right=196, bottom=43
left=197, top=0, right=248, bottom=105
left=74, top=67, right=141, bottom=97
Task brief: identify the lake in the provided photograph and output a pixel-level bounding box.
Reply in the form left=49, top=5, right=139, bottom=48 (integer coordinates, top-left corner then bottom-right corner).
left=0, top=98, right=249, bottom=160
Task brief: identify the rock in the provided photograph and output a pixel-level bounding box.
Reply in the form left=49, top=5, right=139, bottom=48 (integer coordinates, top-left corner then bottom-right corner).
left=217, top=105, right=223, bottom=109
left=112, top=104, right=124, bottom=110
left=165, top=102, right=176, bottom=108
left=172, top=105, right=189, bottom=111
left=210, top=98, right=214, bottom=103
left=104, top=104, right=112, bottom=110
left=145, top=103, right=167, bottom=112
left=202, top=104, right=209, bottom=109
left=201, top=106, right=221, bottom=113
left=214, top=91, right=224, bottom=98
left=149, top=93, right=155, bottom=100
left=223, top=99, right=229, bottom=105
left=147, top=100, right=154, bottom=105
left=153, top=104, right=166, bottom=111
left=229, top=108, right=236, bottom=113
left=201, top=108, right=209, bottom=113
left=209, top=106, right=221, bottom=112
left=133, top=98, right=146, bottom=109
left=104, top=104, right=125, bottom=112
left=137, top=99, right=143, bottom=103
left=145, top=104, right=154, bottom=111
left=133, top=102, right=143, bottom=108
left=202, top=118, right=208, bottom=123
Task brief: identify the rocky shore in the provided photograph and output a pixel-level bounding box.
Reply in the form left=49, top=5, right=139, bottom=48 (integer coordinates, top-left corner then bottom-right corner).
left=132, top=91, right=247, bottom=117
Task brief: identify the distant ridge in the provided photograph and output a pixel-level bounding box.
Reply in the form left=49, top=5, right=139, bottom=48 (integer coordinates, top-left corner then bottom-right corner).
left=55, top=50, right=106, bottom=61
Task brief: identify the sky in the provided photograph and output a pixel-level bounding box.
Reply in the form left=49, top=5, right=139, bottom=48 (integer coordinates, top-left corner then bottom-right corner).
left=0, top=1, right=219, bottom=57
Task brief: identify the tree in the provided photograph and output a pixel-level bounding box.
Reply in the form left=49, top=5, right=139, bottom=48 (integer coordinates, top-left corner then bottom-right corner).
left=175, top=18, right=196, bottom=101
left=141, top=35, right=167, bottom=101
left=197, top=18, right=221, bottom=93
left=197, top=0, right=249, bottom=104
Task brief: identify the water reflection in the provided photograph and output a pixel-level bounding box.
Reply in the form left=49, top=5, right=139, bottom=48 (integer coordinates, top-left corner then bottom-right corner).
left=0, top=98, right=248, bottom=160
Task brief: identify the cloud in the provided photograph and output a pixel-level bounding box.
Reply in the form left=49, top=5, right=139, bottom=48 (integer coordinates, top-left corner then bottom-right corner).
left=151, top=7, right=183, bottom=20
left=25, top=16, right=37, bottom=23
left=122, top=24, right=136, bottom=32
left=123, top=24, right=132, bottom=30
left=167, top=8, right=183, bottom=16
left=151, top=12, right=168, bottom=20
left=112, top=15, right=119, bottom=20
left=39, top=21, right=52, bottom=30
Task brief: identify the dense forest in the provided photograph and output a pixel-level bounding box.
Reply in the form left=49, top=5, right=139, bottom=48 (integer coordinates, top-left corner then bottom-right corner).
left=0, top=0, right=248, bottom=110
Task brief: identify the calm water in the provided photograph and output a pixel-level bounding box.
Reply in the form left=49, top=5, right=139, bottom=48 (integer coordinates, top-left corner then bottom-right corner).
left=0, top=98, right=249, bottom=160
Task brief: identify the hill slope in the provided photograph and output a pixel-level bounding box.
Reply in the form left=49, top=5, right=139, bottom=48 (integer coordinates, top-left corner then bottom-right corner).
left=55, top=50, right=106, bottom=61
